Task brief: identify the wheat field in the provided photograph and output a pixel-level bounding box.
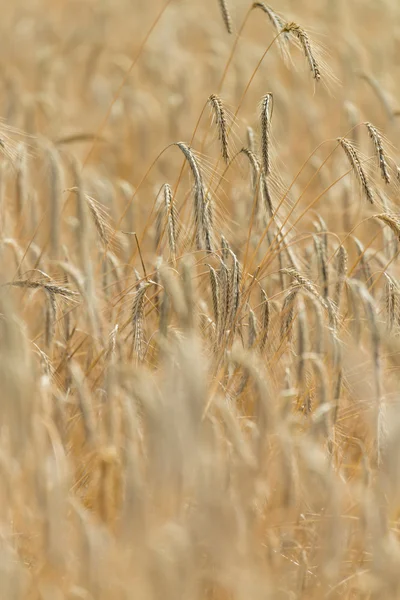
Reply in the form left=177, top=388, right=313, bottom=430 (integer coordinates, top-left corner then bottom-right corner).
left=1, top=0, right=400, bottom=597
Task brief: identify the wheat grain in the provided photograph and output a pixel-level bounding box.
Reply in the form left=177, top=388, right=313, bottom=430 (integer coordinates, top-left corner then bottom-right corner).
left=260, top=93, right=273, bottom=176
left=364, top=122, right=391, bottom=184
left=375, top=213, right=400, bottom=241
left=208, top=94, right=230, bottom=164
left=338, top=137, right=374, bottom=204
left=283, top=23, right=321, bottom=81
left=218, top=0, right=232, bottom=33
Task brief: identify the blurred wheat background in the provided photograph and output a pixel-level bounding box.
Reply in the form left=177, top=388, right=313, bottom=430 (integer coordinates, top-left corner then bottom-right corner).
left=1, top=0, right=400, bottom=597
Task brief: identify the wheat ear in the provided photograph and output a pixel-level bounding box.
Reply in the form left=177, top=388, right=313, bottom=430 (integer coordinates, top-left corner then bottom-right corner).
left=338, top=138, right=374, bottom=204
left=364, top=122, right=390, bottom=184
left=283, top=22, right=321, bottom=81
left=218, top=0, right=232, bottom=34
left=260, top=93, right=273, bottom=176
left=208, top=94, right=230, bottom=164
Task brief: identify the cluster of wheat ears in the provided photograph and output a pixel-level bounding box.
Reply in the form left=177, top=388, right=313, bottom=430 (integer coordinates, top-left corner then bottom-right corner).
left=2, top=0, right=400, bottom=597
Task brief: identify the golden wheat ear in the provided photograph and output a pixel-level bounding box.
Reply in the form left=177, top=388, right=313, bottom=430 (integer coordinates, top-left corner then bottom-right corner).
left=283, top=22, right=321, bottom=81
left=364, top=122, right=391, bottom=184
left=208, top=94, right=230, bottom=164
left=375, top=213, right=400, bottom=242
left=260, top=93, right=273, bottom=177
left=337, top=137, right=374, bottom=204
left=218, top=0, right=232, bottom=33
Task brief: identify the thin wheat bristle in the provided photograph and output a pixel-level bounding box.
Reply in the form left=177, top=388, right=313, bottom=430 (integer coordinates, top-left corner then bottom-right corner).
left=218, top=0, right=232, bottom=34
left=208, top=94, right=230, bottom=164
left=338, top=137, right=374, bottom=204
left=364, top=122, right=391, bottom=184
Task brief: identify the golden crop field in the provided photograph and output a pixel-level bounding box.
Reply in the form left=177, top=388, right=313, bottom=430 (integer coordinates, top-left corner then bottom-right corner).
left=1, top=0, right=400, bottom=597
